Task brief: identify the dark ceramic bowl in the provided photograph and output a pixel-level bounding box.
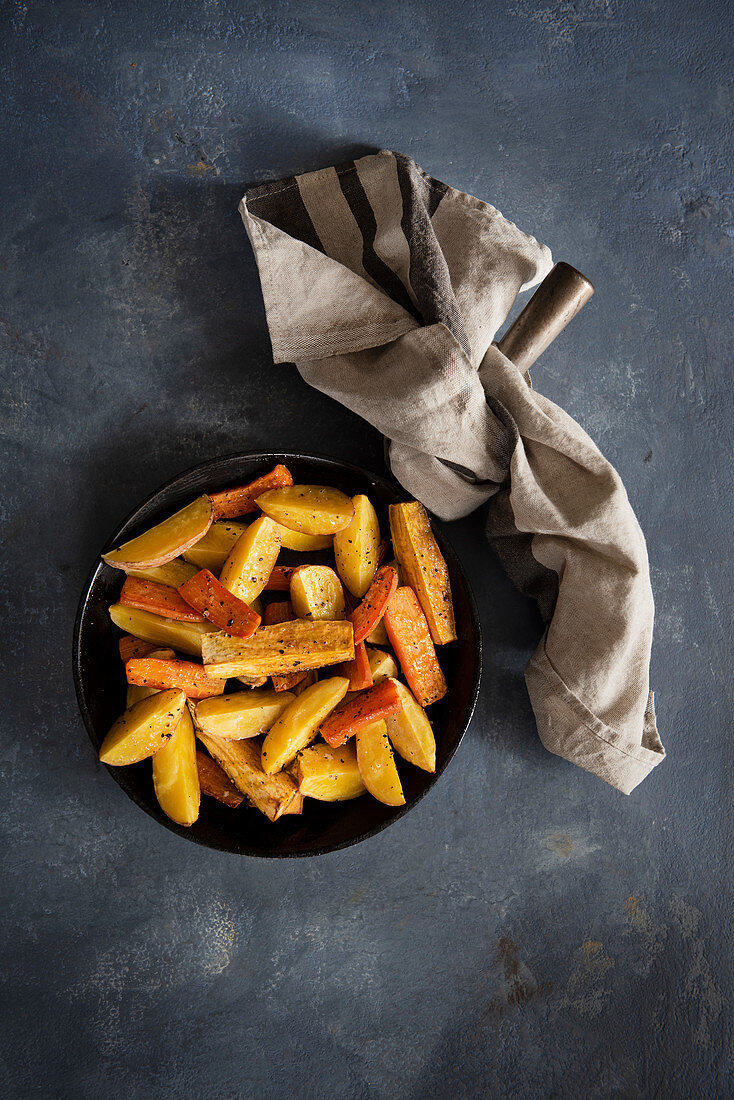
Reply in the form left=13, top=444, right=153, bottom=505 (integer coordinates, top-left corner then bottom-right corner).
left=73, top=452, right=481, bottom=856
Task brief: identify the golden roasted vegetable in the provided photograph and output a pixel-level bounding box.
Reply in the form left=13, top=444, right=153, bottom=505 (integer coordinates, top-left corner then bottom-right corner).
left=257, top=485, right=354, bottom=535
left=126, top=648, right=176, bottom=706
left=183, top=521, right=247, bottom=573
left=99, top=690, right=186, bottom=766
left=125, top=559, right=199, bottom=588
left=219, top=515, right=281, bottom=603
left=103, top=496, right=213, bottom=571
left=201, top=619, right=354, bottom=678
left=273, top=523, right=332, bottom=552
left=290, top=565, right=346, bottom=621
left=356, top=719, right=405, bottom=806
left=366, top=619, right=390, bottom=646
left=388, top=501, right=456, bottom=644
left=260, top=676, right=350, bottom=774
left=333, top=494, right=381, bottom=597
left=384, top=678, right=436, bottom=772
left=109, top=603, right=217, bottom=657
left=195, top=691, right=295, bottom=740
left=294, top=742, right=366, bottom=801
left=196, top=750, right=244, bottom=808
left=366, top=647, right=399, bottom=685
left=152, top=706, right=200, bottom=826
left=197, top=732, right=299, bottom=821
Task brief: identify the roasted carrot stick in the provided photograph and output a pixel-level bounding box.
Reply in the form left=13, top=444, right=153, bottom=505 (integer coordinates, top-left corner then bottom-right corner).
left=263, top=565, right=295, bottom=591
left=320, top=679, right=401, bottom=747
left=335, top=639, right=373, bottom=691
left=178, top=568, right=260, bottom=638
left=119, top=634, right=158, bottom=663
left=382, top=586, right=447, bottom=707
left=261, top=601, right=308, bottom=692
left=120, top=577, right=206, bottom=623
left=196, top=750, right=244, bottom=808
left=350, top=565, right=398, bottom=645
left=376, top=539, right=390, bottom=567
left=125, top=657, right=226, bottom=700
left=208, top=464, right=293, bottom=520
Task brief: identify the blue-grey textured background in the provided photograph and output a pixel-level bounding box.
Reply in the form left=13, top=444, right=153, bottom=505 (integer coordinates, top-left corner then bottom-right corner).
left=1, top=1, right=731, bottom=1097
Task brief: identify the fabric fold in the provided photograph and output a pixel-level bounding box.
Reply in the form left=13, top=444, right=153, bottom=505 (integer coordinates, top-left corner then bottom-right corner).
left=239, top=149, right=664, bottom=793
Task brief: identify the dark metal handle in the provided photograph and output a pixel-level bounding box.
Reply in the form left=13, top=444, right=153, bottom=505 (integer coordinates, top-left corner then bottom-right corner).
left=496, top=262, right=594, bottom=372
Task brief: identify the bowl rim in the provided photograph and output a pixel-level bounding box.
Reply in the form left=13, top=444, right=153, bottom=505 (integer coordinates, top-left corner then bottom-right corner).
left=72, top=450, right=482, bottom=857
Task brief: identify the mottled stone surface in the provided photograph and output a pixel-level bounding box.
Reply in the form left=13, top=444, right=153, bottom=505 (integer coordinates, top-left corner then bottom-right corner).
left=0, top=2, right=731, bottom=1097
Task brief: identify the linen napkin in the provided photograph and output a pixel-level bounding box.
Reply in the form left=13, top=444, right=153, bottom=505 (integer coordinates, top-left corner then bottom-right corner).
left=239, top=150, right=665, bottom=794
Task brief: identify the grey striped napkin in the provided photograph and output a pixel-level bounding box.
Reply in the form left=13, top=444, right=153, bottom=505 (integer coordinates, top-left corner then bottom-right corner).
left=239, top=150, right=665, bottom=794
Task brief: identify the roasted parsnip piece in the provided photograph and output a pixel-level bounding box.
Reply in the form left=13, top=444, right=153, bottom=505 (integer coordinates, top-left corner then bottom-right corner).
left=261, top=676, right=350, bottom=774
left=219, top=515, right=281, bottom=604
left=197, top=732, right=299, bottom=821
left=333, top=494, right=381, bottom=597
left=195, top=690, right=295, bottom=740
left=261, top=601, right=308, bottom=692
left=290, top=565, right=346, bottom=621
left=99, top=690, right=186, bottom=766
left=385, top=679, right=436, bottom=772
left=152, top=706, right=200, bottom=826
left=294, top=742, right=366, bottom=801
left=257, top=485, right=354, bottom=535
left=356, top=719, right=405, bottom=806
left=109, top=602, right=217, bottom=657
left=389, top=502, right=456, bottom=644
left=201, top=619, right=354, bottom=679
left=183, top=521, right=248, bottom=573
left=103, top=496, right=213, bottom=571
left=196, top=750, right=244, bottom=808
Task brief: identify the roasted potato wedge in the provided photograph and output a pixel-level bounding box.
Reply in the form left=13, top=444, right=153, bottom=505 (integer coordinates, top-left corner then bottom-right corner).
left=183, top=521, right=248, bottom=573
left=389, top=502, right=456, bottom=644
left=201, top=619, right=354, bottom=678
left=366, top=646, right=399, bottom=684
left=366, top=619, right=390, bottom=646
left=257, top=485, right=354, bottom=535
left=273, top=523, right=333, bottom=552
left=261, top=676, right=350, bottom=774
left=99, top=689, right=186, bottom=766
left=290, top=565, right=346, bottom=621
left=197, top=732, right=300, bottom=821
left=103, top=496, right=213, bottom=571
left=333, top=494, right=381, bottom=597
left=125, top=558, right=199, bottom=588
left=356, top=719, right=405, bottom=806
left=109, top=602, right=217, bottom=657
left=195, top=690, right=295, bottom=740
left=152, top=706, right=200, bottom=826
left=384, top=679, right=436, bottom=772
left=219, top=515, right=281, bottom=604
left=294, top=742, right=366, bottom=801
